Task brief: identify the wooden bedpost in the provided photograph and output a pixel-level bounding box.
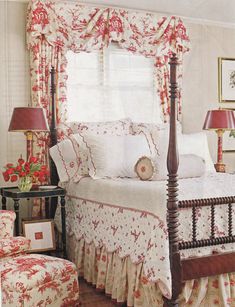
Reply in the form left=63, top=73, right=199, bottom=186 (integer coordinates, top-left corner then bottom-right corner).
left=49, top=66, right=59, bottom=217
left=50, top=66, right=59, bottom=185
left=163, top=54, right=181, bottom=307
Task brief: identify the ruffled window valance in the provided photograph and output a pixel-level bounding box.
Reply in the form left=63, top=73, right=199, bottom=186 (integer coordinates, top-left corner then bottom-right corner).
left=27, top=0, right=190, bottom=125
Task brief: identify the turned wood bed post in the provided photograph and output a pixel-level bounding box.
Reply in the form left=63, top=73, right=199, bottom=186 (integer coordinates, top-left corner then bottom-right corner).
left=49, top=66, right=59, bottom=217
left=50, top=66, right=59, bottom=185
left=163, top=54, right=181, bottom=307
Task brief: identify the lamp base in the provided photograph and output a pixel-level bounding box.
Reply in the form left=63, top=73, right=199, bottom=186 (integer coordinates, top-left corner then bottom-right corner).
left=214, top=163, right=226, bottom=173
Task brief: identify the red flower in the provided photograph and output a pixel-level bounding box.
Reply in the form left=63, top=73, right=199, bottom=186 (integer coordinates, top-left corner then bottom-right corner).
left=18, top=158, right=24, bottom=165
left=34, top=171, right=40, bottom=177
left=29, top=157, right=38, bottom=163
left=10, top=175, right=18, bottom=182
left=2, top=155, right=48, bottom=184
left=16, top=165, right=22, bottom=172
left=24, top=162, right=30, bottom=170
left=38, top=175, right=45, bottom=183
left=7, top=168, right=14, bottom=175
left=19, top=172, right=26, bottom=177
left=3, top=171, right=10, bottom=182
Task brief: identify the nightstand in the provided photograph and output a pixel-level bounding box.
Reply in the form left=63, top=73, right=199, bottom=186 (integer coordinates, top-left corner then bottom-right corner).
left=0, top=187, right=67, bottom=258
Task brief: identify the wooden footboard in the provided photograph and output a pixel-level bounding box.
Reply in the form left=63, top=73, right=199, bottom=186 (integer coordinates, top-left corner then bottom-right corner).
left=165, top=55, right=235, bottom=306
left=179, top=197, right=235, bottom=281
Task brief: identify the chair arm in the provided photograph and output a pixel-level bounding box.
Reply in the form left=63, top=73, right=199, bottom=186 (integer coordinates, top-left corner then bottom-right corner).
left=0, top=210, right=16, bottom=239
left=0, top=237, right=31, bottom=259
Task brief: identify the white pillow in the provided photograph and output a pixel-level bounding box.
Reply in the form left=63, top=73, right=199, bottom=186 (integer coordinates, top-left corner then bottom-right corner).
left=49, top=139, right=79, bottom=182
left=135, top=154, right=206, bottom=181
left=178, top=132, right=215, bottom=173
left=131, top=122, right=182, bottom=157
left=60, top=118, right=133, bottom=177
left=84, top=134, right=151, bottom=179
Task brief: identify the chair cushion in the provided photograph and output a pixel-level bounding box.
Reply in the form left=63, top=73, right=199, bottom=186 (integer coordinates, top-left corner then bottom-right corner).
left=1, top=254, right=79, bottom=306
left=1, top=254, right=78, bottom=292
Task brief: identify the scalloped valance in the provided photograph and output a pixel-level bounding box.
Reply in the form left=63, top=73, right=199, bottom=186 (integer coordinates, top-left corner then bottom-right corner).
left=27, top=1, right=189, bottom=56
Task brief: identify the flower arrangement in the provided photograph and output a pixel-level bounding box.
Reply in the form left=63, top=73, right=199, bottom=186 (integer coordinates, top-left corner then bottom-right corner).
left=2, top=156, right=48, bottom=191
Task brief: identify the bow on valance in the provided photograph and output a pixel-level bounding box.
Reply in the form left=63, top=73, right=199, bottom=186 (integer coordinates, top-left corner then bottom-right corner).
left=27, top=0, right=190, bottom=124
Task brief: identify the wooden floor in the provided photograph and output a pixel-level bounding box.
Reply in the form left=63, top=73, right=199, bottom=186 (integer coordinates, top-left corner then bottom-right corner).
left=79, top=278, right=127, bottom=307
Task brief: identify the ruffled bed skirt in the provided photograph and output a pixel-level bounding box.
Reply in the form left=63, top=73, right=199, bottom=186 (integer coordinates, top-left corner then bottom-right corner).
left=67, top=235, right=235, bottom=306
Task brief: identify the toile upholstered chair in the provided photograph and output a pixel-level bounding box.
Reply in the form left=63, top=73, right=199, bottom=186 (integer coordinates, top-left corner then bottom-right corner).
left=0, top=210, right=79, bottom=306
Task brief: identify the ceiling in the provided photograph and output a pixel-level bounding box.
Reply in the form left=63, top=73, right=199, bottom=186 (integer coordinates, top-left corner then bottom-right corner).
left=80, top=0, right=235, bottom=26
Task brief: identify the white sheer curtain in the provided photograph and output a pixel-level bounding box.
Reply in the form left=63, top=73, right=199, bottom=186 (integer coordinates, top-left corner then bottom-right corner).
left=66, top=43, right=162, bottom=123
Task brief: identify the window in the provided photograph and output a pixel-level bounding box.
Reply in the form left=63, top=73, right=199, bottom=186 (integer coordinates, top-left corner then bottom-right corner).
left=66, top=43, right=162, bottom=123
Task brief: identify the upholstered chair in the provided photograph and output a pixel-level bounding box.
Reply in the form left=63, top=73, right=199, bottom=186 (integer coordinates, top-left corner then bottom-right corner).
left=0, top=210, right=79, bottom=306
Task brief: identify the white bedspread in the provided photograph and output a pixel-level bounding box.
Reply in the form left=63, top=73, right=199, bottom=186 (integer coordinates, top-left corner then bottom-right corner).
left=56, top=172, right=235, bottom=298
left=66, top=172, right=235, bottom=211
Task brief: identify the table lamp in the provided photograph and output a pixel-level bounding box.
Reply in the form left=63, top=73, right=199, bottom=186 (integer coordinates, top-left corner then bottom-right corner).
left=8, top=107, right=49, bottom=160
left=203, top=109, right=235, bottom=173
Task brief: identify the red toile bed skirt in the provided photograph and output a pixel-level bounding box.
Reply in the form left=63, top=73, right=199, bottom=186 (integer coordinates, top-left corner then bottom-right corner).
left=67, top=235, right=235, bottom=306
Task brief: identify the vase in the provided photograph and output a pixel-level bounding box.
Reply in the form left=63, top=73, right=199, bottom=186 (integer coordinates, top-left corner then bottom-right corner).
left=18, top=176, right=32, bottom=192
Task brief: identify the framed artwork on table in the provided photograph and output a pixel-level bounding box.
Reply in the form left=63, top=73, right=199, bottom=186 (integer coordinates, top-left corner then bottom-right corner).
left=218, top=57, right=235, bottom=102
left=22, top=219, right=56, bottom=252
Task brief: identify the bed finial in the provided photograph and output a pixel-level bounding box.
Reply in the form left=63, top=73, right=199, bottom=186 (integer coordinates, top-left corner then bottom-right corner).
left=163, top=53, right=181, bottom=307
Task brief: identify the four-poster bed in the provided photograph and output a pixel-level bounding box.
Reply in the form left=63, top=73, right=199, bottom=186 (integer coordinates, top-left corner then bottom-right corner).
left=26, top=1, right=235, bottom=304
left=49, top=55, right=235, bottom=306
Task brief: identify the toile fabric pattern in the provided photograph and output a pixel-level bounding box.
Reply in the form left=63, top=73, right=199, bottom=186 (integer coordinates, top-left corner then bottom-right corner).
left=0, top=210, right=80, bottom=306
left=0, top=210, right=16, bottom=239
left=1, top=254, right=80, bottom=307
left=68, top=235, right=235, bottom=307
left=0, top=237, right=31, bottom=259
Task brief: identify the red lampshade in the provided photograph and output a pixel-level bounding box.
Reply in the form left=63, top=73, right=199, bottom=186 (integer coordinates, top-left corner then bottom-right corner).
left=8, top=107, right=49, bottom=132
left=203, top=109, right=235, bottom=130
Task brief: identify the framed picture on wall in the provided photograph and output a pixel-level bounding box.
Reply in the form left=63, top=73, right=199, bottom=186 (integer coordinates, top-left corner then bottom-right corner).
left=222, top=108, right=235, bottom=152
left=223, top=130, right=235, bottom=152
left=22, top=219, right=56, bottom=252
left=218, top=57, right=235, bottom=102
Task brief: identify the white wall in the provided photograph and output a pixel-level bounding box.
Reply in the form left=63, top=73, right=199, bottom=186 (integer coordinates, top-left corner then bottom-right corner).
left=182, top=22, right=235, bottom=172
left=0, top=1, right=30, bottom=187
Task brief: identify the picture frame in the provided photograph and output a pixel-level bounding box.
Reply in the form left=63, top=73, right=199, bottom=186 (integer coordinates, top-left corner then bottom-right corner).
left=221, top=108, right=235, bottom=153
left=218, top=57, right=235, bottom=102
left=22, top=219, right=56, bottom=252
left=223, top=130, right=235, bottom=153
